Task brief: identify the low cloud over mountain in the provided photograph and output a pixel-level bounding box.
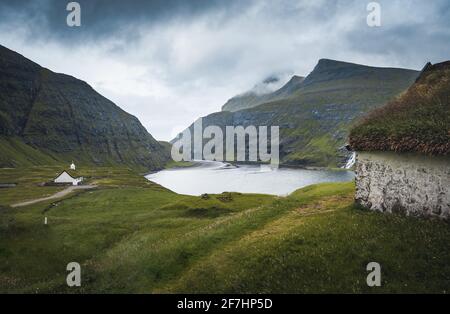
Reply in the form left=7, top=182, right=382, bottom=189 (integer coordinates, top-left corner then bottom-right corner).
left=0, top=0, right=449, bottom=140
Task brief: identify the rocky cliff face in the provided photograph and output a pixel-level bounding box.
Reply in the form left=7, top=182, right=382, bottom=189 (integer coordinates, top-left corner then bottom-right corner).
left=179, top=59, right=419, bottom=167
left=0, top=45, right=169, bottom=170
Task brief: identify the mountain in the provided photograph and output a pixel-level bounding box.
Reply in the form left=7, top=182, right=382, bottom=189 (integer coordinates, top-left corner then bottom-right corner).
left=0, top=45, right=169, bottom=170
left=221, top=75, right=305, bottom=112
left=178, top=59, right=419, bottom=167
left=350, top=61, right=450, bottom=155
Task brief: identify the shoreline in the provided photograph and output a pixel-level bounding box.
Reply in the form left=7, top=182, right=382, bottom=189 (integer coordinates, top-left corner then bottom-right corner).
left=150, top=159, right=353, bottom=174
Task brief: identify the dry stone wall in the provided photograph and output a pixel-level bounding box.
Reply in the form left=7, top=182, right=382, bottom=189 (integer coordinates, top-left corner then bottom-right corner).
left=355, top=152, right=449, bottom=219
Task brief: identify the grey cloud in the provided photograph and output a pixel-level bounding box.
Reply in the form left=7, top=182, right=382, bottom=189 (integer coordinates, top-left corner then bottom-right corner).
left=0, top=0, right=449, bottom=140
left=344, top=0, right=450, bottom=68
left=0, top=0, right=248, bottom=44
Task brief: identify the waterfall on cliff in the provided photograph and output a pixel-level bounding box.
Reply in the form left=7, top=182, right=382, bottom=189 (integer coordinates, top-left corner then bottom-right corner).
left=343, top=152, right=356, bottom=169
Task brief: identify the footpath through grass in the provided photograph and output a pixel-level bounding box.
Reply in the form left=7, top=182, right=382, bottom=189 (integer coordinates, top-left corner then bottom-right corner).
left=0, top=166, right=449, bottom=293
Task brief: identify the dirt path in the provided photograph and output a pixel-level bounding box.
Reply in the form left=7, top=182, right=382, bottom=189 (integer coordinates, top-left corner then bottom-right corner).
left=11, top=185, right=97, bottom=208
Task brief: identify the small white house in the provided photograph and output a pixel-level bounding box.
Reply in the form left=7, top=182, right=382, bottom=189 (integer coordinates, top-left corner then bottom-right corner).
left=70, top=162, right=76, bottom=170
left=54, top=171, right=83, bottom=186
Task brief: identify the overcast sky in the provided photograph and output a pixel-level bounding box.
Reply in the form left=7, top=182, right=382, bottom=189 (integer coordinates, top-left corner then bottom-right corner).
left=0, top=0, right=449, bottom=140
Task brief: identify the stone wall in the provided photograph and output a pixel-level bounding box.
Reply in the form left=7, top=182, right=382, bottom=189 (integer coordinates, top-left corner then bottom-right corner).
left=355, top=151, right=450, bottom=219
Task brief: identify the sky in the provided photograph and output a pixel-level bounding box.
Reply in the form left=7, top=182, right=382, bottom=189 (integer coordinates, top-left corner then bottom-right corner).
left=0, top=0, right=449, bottom=141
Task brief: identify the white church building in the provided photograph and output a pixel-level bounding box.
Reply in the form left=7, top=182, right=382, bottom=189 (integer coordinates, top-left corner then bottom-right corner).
left=53, top=163, right=83, bottom=186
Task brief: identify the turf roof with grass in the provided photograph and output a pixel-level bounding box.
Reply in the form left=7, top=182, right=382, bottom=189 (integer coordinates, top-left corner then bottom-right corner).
left=349, top=61, right=450, bottom=155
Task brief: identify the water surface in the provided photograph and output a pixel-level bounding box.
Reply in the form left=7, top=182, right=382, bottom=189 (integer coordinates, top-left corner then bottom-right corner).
left=146, top=161, right=354, bottom=196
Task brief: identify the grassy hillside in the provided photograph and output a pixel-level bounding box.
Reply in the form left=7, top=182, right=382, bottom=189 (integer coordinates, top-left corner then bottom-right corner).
left=179, top=59, right=419, bottom=167
left=0, top=136, right=60, bottom=168
left=0, top=45, right=169, bottom=170
left=0, top=167, right=448, bottom=293
left=350, top=61, right=450, bottom=155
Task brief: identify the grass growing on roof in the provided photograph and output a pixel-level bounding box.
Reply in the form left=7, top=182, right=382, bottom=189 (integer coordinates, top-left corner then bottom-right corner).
left=350, top=62, right=450, bottom=155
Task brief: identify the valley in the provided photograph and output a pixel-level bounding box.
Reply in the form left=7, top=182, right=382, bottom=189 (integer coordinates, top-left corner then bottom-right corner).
left=1, top=166, right=449, bottom=293
left=0, top=44, right=448, bottom=294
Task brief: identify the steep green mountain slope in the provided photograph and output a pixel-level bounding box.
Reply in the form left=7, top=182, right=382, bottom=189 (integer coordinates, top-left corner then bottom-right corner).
left=350, top=61, right=450, bottom=155
left=180, top=59, right=419, bottom=167
left=0, top=136, right=60, bottom=168
left=0, top=45, right=169, bottom=170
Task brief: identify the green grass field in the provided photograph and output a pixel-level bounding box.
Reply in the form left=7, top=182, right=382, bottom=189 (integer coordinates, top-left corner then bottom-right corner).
left=0, top=167, right=449, bottom=293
